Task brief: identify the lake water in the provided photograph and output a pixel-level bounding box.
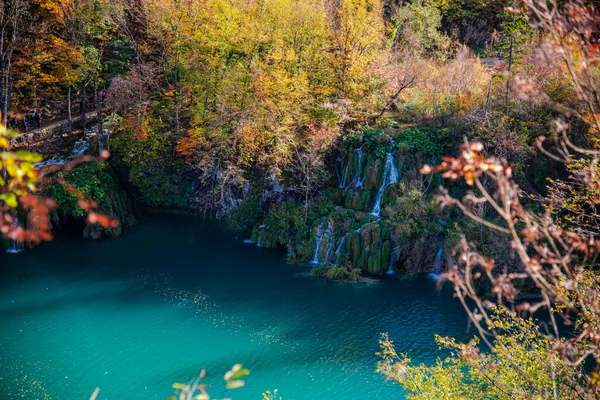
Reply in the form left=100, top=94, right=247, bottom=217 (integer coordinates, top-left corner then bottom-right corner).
left=0, top=215, right=472, bottom=399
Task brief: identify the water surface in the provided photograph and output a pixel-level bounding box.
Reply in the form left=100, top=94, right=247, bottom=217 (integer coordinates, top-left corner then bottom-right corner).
left=0, top=216, right=471, bottom=399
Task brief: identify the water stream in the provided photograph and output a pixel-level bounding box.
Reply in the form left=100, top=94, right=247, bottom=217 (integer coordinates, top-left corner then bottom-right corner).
left=428, top=239, right=445, bottom=280
left=371, top=143, right=399, bottom=216
left=348, top=147, right=364, bottom=189
left=5, top=215, right=24, bottom=254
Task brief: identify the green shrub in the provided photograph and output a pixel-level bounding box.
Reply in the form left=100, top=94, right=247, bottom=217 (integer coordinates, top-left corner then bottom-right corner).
left=110, top=117, right=193, bottom=209
left=50, top=161, right=115, bottom=217
left=311, top=265, right=361, bottom=280
left=363, top=127, right=392, bottom=159
left=377, top=308, right=585, bottom=400
left=342, top=132, right=363, bottom=150
left=395, top=127, right=443, bottom=158
left=224, top=199, right=264, bottom=236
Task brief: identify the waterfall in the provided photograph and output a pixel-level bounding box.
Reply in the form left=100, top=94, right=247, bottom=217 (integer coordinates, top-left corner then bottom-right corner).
left=386, top=239, right=396, bottom=275
left=34, top=125, right=95, bottom=169
left=332, top=219, right=379, bottom=265
left=311, top=220, right=332, bottom=265
left=335, top=157, right=343, bottom=188
left=428, top=240, right=444, bottom=280
left=371, top=143, right=399, bottom=216
left=6, top=215, right=24, bottom=254
left=256, top=224, right=266, bottom=247
left=338, top=159, right=349, bottom=189
left=334, top=235, right=347, bottom=265
left=348, top=147, right=364, bottom=189
left=323, top=226, right=334, bottom=263
left=34, top=158, right=68, bottom=169
left=310, top=221, right=324, bottom=264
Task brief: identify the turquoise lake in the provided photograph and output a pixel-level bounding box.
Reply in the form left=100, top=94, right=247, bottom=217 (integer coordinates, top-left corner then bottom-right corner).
left=0, top=215, right=471, bottom=399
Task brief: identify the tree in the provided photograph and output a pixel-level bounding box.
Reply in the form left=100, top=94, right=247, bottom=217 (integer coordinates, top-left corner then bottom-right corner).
left=328, top=0, right=387, bottom=100
left=0, top=0, right=28, bottom=127
left=497, top=9, right=533, bottom=112
left=390, top=0, right=450, bottom=56
left=288, top=124, right=339, bottom=222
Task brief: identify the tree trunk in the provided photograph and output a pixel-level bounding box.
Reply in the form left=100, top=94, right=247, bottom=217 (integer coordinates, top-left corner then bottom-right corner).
left=2, top=65, right=8, bottom=127
left=95, top=86, right=103, bottom=154
left=304, top=180, right=310, bottom=223
left=81, top=83, right=87, bottom=133
left=505, top=36, right=513, bottom=113
left=67, top=86, right=73, bottom=136
left=8, top=63, right=12, bottom=125
left=0, top=57, right=5, bottom=126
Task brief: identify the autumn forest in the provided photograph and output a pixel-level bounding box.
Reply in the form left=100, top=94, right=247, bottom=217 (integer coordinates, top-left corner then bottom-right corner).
left=1, top=0, right=600, bottom=399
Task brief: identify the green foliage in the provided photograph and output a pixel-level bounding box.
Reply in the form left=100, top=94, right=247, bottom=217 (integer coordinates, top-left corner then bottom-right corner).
left=391, top=1, right=450, bottom=56
left=50, top=161, right=115, bottom=217
left=377, top=308, right=585, bottom=400
left=342, top=132, right=364, bottom=151
left=224, top=199, right=264, bottom=236
left=167, top=364, right=249, bottom=400
left=111, top=117, right=193, bottom=210
left=363, top=127, right=392, bottom=159
left=395, top=127, right=443, bottom=158
left=311, top=265, right=361, bottom=280
left=497, top=11, right=533, bottom=66
left=259, top=200, right=310, bottom=248
left=386, top=187, right=441, bottom=240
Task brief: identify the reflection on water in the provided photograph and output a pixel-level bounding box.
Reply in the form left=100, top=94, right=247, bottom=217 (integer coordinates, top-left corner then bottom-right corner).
left=0, top=215, right=471, bottom=399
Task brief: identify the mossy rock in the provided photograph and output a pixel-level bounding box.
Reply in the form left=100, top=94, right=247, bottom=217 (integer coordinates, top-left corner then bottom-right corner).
left=379, top=183, right=403, bottom=218
left=363, top=156, right=382, bottom=192
left=367, top=250, right=383, bottom=275
left=346, top=231, right=362, bottom=267
left=324, top=188, right=345, bottom=206
left=382, top=240, right=391, bottom=269
left=344, top=189, right=371, bottom=211
left=250, top=226, right=259, bottom=243
left=288, top=235, right=312, bottom=262
left=361, top=222, right=381, bottom=246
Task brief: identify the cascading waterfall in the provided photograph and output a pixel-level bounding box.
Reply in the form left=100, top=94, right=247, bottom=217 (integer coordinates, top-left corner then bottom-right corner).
left=348, top=147, right=364, bottom=189
left=6, top=215, right=24, bottom=254
left=334, top=235, right=347, bottom=265
left=333, top=219, right=378, bottom=265
left=371, top=143, right=399, bottom=216
left=338, top=160, right=349, bottom=189
left=386, top=237, right=396, bottom=275
left=428, top=239, right=444, bottom=280
left=34, top=124, right=97, bottom=169
left=310, top=220, right=333, bottom=265
left=256, top=224, right=267, bottom=247
left=323, top=226, right=334, bottom=263
left=310, top=221, right=325, bottom=264
left=34, top=158, right=68, bottom=169
left=335, top=157, right=344, bottom=188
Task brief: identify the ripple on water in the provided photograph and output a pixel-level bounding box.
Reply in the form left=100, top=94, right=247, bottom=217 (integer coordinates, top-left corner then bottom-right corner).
left=0, top=216, right=470, bottom=399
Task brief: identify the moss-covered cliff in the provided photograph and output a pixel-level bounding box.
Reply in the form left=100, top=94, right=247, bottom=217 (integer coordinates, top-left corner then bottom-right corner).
left=243, top=124, right=452, bottom=276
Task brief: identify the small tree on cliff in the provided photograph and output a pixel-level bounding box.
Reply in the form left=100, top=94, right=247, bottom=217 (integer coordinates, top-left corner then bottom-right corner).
left=289, top=124, right=339, bottom=222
